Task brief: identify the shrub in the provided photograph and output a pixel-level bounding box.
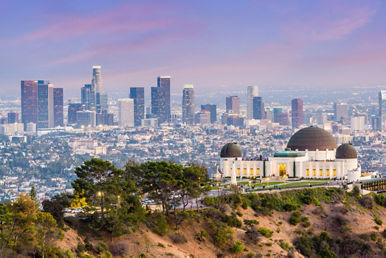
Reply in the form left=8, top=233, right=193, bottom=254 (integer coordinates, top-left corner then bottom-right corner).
left=359, top=195, right=374, bottom=209
left=236, top=210, right=243, bottom=217
left=300, top=194, right=313, bottom=205
left=230, top=241, right=244, bottom=253
left=373, top=194, right=386, bottom=207
left=289, top=211, right=301, bottom=225
left=257, top=227, right=273, bottom=238
left=278, top=239, right=291, bottom=252
left=370, top=232, right=377, bottom=241
left=170, top=233, right=187, bottom=244
left=245, top=226, right=261, bottom=244
left=150, top=213, right=169, bottom=236
left=283, top=203, right=297, bottom=211
left=221, top=215, right=242, bottom=228
left=374, top=216, right=382, bottom=225
left=244, top=219, right=259, bottom=226
left=383, top=229, right=386, bottom=238
left=352, top=186, right=360, bottom=198
left=213, top=225, right=234, bottom=249
left=301, top=216, right=311, bottom=228
left=109, top=242, right=129, bottom=256
left=158, top=243, right=165, bottom=248
left=96, top=242, right=108, bottom=254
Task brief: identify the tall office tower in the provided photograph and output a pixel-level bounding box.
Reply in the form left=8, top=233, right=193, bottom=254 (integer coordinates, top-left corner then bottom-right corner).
left=21, top=80, right=38, bottom=128
left=7, top=112, right=19, bottom=124
left=92, top=65, right=108, bottom=113
left=129, top=87, right=145, bottom=126
left=252, top=97, right=264, bottom=119
left=247, top=86, right=259, bottom=119
left=76, top=110, right=96, bottom=127
left=53, top=88, right=63, bottom=127
left=151, top=76, right=171, bottom=123
left=37, top=81, right=54, bottom=128
left=92, top=65, right=102, bottom=95
left=291, top=98, right=304, bottom=129
left=334, top=103, right=349, bottom=123
left=201, top=104, right=217, bottom=123
left=226, top=96, right=240, bottom=114
left=182, top=84, right=195, bottom=125
left=81, top=84, right=93, bottom=110
left=68, top=103, right=84, bottom=125
left=118, top=98, right=134, bottom=127
left=379, top=90, right=386, bottom=130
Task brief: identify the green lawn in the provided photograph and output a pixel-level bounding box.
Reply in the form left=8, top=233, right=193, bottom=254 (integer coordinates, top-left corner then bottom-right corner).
left=274, top=181, right=328, bottom=189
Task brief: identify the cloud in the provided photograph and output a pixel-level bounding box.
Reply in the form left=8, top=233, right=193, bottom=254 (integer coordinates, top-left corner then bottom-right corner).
left=283, top=4, right=376, bottom=42
left=0, top=2, right=184, bottom=45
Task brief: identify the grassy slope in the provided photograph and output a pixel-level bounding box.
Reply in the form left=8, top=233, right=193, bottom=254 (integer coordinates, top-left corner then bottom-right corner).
left=57, top=189, right=386, bottom=257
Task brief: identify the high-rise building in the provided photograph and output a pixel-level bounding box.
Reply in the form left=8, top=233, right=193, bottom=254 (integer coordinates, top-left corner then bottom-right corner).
left=68, top=103, right=84, bottom=125
left=253, top=97, right=264, bottom=119
left=37, top=81, right=54, bottom=128
left=226, top=96, right=240, bottom=114
left=247, top=86, right=259, bottom=120
left=76, top=110, right=96, bottom=127
left=129, top=87, right=145, bottom=126
left=81, top=84, right=94, bottom=110
left=273, top=108, right=289, bottom=126
left=21, top=80, right=38, bottom=128
left=182, top=84, right=195, bottom=125
left=92, top=65, right=108, bottom=113
left=201, top=104, right=217, bottom=123
left=92, top=66, right=102, bottom=95
left=118, top=98, right=134, bottom=127
left=7, top=112, right=19, bottom=124
left=195, top=110, right=211, bottom=125
left=334, top=103, right=349, bottom=123
left=379, top=90, right=386, bottom=131
left=351, top=116, right=365, bottom=132
left=53, top=88, right=63, bottom=127
left=291, top=98, right=304, bottom=129
left=151, top=76, right=171, bottom=124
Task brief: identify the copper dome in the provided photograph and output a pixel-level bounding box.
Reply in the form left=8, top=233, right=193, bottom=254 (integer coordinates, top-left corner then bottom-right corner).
left=220, top=142, right=242, bottom=158
left=287, top=126, right=337, bottom=151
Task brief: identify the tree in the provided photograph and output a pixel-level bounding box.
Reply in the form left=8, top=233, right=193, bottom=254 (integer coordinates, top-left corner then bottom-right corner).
left=42, top=199, right=65, bottom=227
left=71, top=158, right=144, bottom=235
left=29, top=186, right=37, bottom=201
left=0, top=195, right=60, bottom=256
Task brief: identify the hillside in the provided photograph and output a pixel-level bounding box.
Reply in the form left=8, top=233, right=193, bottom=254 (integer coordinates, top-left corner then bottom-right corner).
left=56, top=188, right=386, bottom=258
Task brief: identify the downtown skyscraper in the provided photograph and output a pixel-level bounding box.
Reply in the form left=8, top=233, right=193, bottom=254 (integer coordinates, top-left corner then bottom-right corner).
left=92, top=66, right=108, bottom=113
left=182, top=84, right=195, bottom=125
left=130, top=87, right=145, bottom=126
left=21, top=80, right=38, bottom=128
left=226, top=96, right=240, bottom=114
left=247, top=86, right=259, bottom=120
left=253, top=96, right=264, bottom=119
left=21, top=80, right=63, bottom=129
left=37, top=81, right=54, bottom=128
left=151, top=76, right=171, bottom=124
left=201, top=104, right=217, bottom=123
left=291, top=98, right=304, bottom=129
left=379, top=90, right=386, bottom=130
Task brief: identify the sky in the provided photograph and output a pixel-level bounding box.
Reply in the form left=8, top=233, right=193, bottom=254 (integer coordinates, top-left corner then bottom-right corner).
left=1, top=0, right=386, bottom=98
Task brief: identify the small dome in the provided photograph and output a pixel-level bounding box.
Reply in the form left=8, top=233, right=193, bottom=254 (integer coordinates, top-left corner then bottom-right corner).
left=287, top=126, right=337, bottom=151
left=336, top=143, right=357, bottom=159
left=220, top=142, right=242, bottom=158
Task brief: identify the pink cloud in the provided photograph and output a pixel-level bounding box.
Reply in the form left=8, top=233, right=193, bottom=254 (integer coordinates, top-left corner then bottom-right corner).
left=0, top=3, right=179, bottom=44
left=283, top=5, right=375, bottom=42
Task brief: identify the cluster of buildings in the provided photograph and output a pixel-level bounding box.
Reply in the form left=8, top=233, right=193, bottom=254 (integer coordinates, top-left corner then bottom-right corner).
left=218, top=126, right=374, bottom=183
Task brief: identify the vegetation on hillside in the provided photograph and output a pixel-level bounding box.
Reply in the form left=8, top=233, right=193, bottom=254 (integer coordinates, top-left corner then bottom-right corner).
left=0, top=158, right=385, bottom=257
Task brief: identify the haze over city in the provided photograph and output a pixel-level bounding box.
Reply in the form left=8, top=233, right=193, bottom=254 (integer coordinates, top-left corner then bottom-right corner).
left=1, top=0, right=386, bottom=97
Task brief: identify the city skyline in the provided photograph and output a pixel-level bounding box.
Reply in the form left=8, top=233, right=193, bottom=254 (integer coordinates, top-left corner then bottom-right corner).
left=1, top=0, right=386, bottom=97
